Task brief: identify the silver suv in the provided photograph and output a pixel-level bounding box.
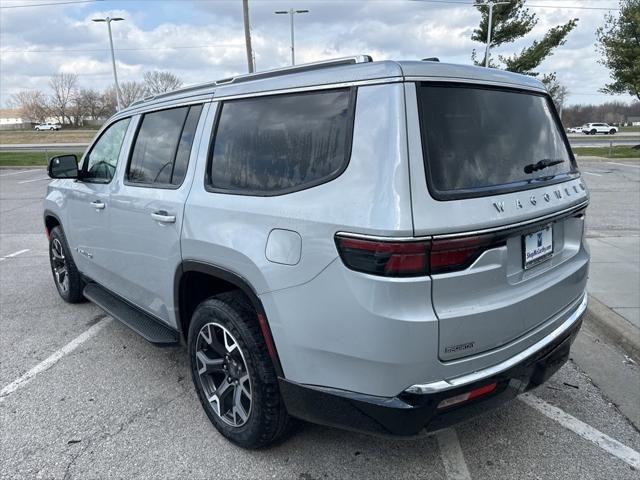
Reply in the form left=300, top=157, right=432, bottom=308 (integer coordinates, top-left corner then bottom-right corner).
left=44, top=56, right=589, bottom=448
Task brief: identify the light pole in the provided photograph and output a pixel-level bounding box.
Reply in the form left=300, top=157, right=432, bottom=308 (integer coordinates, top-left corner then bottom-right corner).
left=92, top=16, right=124, bottom=110
left=475, top=1, right=510, bottom=67
left=274, top=8, right=309, bottom=65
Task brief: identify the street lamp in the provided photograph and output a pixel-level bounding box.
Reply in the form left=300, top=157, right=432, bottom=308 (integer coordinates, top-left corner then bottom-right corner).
left=92, top=16, right=124, bottom=110
left=475, top=1, right=510, bottom=67
left=274, top=9, right=309, bottom=66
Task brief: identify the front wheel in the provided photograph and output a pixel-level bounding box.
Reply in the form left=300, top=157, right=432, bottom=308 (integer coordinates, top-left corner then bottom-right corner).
left=48, top=226, right=85, bottom=303
left=188, top=292, right=291, bottom=448
left=609, top=129, right=616, bottom=134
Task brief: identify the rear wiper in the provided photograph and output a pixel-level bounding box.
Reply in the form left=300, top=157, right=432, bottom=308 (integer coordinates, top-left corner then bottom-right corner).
left=524, top=158, right=565, bottom=174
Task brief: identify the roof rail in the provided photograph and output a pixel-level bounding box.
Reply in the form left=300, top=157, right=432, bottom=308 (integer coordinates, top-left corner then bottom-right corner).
left=123, top=55, right=373, bottom=109
left=215, top=55, right=373, bottom=86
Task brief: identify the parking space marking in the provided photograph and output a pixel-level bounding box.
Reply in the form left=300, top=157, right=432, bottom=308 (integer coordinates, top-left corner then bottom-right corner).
left=436, top=428, right=471, bottom=480
left=0, top=318, right=112, bottom=402
left=17, top=176, right=50, bottom=184
left=607, top=162, right=640, bottom=169
left=584, top=172, right=602, bottom=177
left=0, top=169, right=36, bottom=177
left=520, top=394, right=640, bottom=469
left=0, top=248, right=30, bottom=262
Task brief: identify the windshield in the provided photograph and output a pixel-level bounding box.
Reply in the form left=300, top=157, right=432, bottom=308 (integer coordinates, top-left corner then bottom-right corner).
left=417, top=83, right=577, bottom=200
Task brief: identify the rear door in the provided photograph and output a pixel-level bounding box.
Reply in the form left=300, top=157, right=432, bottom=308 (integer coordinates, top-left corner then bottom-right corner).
left=106, top=104, right=206, bottom=327
left=405, top=82, right=589, bottom=361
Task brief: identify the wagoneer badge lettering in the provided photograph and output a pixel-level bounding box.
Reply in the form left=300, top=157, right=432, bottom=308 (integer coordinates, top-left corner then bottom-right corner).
left=492, top=182, right=585, bottom=214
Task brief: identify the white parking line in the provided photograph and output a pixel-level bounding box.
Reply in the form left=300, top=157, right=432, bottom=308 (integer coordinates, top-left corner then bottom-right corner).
left=436, top=428, right=471, bottom=480
left=520, top=394, right=640, bottom=469
left=607, top=162, right=640, bottom=169
left=584, top=172, right=602, bottom=177
left=0, top=248, right=30, bottom=262
left=0, top=169, right=37, bottom=177
left=17, top=176, right=50, bottom=184
left=0, top=318, right=112, bottom=402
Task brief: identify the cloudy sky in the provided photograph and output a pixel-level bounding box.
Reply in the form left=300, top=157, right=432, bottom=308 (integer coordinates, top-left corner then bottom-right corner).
left=0, top=0, right=633, bottom=107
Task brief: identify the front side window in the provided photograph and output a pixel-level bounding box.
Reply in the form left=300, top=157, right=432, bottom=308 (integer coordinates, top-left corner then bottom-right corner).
left=417, top=83, right=576, bottom=199
left=127, top=104, right=203, bottom=186
left=208, top=88, right=354, bottom=195
left=83, top=117, right=131, bottom=183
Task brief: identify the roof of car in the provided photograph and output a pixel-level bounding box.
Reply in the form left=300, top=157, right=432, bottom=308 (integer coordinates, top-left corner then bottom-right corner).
left=115, top=56, right=546, bottom=118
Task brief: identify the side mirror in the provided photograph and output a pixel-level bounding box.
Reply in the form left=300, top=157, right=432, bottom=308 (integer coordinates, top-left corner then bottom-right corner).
left=48, top=154, right=78, bottom=179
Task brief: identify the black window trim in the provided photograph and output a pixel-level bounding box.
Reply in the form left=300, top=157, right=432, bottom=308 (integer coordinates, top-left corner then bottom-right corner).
left=80, top=116, right=132, bottom=184
left=416, top=81, right=580, bottom=202
left=123, top=104, right=203, bottom=190
left=204, top=86, right=358, bottom=197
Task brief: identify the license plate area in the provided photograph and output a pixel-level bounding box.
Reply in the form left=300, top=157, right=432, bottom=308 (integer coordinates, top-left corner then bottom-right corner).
left=523, top=225, right=553, bottom=270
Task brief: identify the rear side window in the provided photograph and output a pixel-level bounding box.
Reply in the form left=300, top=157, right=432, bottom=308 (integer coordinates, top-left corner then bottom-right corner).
left=127, top=104, right=203, bottom=187
left=208, top=88, right=354, bottom=195
left=417, top=83, right=576, bottom=200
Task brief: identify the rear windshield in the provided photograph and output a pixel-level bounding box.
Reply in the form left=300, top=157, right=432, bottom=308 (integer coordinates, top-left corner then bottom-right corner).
left=417, top=83, right=577, bottom=200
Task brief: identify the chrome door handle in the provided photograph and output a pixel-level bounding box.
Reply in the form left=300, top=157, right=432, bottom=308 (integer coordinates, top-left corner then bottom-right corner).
left=151, top=211, right=176, bottom=224
left=90, top=200, right=105, bottom=210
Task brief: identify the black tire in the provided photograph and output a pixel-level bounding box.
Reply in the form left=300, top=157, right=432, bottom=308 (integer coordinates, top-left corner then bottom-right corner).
left=609, top=129, right=616, bottom=135
left=188, top=292, right=291, bottom=448
left=48, top=226, right=85, bottom=303
left=590, top=129, right=597, bottom=135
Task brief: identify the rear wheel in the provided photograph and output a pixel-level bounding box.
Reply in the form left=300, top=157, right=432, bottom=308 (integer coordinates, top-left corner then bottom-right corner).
left=48, top=226, right=84, bottom=303
left=590, top=129, right=597, bottom=135
left=188, top=292, right=291, bottom=448
left=609, top=129, right=616, bottom=134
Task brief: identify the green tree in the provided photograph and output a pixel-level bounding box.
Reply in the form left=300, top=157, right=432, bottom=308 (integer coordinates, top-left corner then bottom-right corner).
left=471, top=0, right=578, bottom=76
left=596, top=0, right=640, bottom=101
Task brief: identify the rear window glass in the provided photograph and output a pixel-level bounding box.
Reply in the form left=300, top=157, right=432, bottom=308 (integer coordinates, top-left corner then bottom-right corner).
left=417, top=84, right=576, bottom=199
left=208, top=88, right=354, bottom=195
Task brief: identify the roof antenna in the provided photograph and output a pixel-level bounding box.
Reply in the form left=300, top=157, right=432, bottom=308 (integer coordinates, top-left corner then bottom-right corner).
left=422, top=57, right=440, bottom=62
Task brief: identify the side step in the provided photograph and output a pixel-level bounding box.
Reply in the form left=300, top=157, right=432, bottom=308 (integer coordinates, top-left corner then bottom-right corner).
left=83, top=283, right=180, bottom=346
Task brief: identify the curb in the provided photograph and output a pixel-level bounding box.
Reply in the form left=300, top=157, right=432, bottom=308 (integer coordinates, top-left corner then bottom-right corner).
left=584, top=295, right=640, bottom=362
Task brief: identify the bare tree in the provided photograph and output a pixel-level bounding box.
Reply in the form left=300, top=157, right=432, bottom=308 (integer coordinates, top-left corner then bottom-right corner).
left=143, top=70, right=183, bottom=95
left=118, top=81, right=147, bottom=108
left=8, top=90, right=49, bottom=123
left=49, top=73, right=78, bottom=125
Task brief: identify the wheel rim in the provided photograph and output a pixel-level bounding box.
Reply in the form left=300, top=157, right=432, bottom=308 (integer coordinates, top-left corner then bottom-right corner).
left=195, top=322, right=252, bottom=427
left=50, top=238, right=69, bottom=294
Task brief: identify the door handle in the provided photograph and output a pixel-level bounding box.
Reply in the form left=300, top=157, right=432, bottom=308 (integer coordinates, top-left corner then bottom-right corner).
left=151, top=211, right=176, bottom=224
left=90, top=200, right=105, bottom=210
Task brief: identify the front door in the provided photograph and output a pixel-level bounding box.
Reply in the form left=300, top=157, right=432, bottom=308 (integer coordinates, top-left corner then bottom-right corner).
left=67, top=117, right=132, bottom=284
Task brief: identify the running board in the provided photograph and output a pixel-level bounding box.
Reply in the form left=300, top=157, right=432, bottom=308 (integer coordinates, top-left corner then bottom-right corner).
left=83, top=283, right=180, bottom=346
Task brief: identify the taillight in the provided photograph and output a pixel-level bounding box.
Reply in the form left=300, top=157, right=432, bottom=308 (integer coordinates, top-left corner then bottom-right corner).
left=335, top=236, right=429, bottom=277
left=436, top=382, right=497, bottom=409
left=335, top=232, right=507, bottom=277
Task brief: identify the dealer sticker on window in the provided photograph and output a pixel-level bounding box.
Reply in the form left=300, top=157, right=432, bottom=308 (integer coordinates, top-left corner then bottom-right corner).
left=523, top=225, right=553, bottom=269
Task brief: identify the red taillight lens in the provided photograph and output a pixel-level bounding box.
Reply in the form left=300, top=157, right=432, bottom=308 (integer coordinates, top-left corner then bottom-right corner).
left=430, top=233, right=506, bottom=275
left=335, top=237, right=429, bottom=277
left=336, top=232, right=507, bottom=277
left=436, top=382, right=497, bottom=409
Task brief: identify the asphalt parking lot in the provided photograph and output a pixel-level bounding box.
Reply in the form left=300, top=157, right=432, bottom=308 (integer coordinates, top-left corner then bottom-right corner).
left=1, top=162, right=639, bottom=479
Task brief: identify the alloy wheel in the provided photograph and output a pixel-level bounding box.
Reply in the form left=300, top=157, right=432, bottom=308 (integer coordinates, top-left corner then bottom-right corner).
left=50, top=238, right=69, bottom=294
left=195, top=322, right=252, bottom=427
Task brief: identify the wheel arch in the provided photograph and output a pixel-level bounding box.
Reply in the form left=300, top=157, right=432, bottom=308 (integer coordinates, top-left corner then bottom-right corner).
left=174, top=260, right=285, bottom=378
left=43, top=209, right=62, bottom=237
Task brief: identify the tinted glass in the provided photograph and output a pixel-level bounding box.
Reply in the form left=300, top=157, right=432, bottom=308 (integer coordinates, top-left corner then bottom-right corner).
left=83, top=118, right=131, bottom=182
left=210, top=89, right=352, bottom=194
left=418, top=84, right=575, bottom=198
left=172, top=105, right=203, bottom=186
left=128, top=107, right=189, bottom=185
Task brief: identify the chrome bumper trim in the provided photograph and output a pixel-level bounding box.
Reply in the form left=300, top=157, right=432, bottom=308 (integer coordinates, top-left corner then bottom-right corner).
left=404, top=292, right=588, bottom=395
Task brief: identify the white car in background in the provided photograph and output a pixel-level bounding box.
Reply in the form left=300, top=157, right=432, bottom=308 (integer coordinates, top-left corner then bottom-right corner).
left=34, top=122, right=61, bottom=131
left=567, top=126, right=584, bottom=133
left=582, top=123, right=618, bottom=135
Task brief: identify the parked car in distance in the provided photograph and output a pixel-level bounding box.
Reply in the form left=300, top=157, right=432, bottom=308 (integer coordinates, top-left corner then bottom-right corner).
left=34, top=122, right=61, bottom=131
left=567, top=126, right=585, bottom=133
left=44, top=56, right=589, bottom=449
left=582, top=123, right=617, bottom=135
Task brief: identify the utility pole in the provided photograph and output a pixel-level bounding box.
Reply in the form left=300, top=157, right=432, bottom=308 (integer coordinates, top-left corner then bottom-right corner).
left=242, top=0, right=254, bottom=73
left=274, top=8, right=309, bottom=65
left=92, top=16, right=125, bottom=110
left=476, top=1, right=510, bottom=67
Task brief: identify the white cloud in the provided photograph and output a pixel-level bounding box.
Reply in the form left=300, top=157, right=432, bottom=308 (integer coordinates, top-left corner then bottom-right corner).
left=0, top=0, right=634, bottom=106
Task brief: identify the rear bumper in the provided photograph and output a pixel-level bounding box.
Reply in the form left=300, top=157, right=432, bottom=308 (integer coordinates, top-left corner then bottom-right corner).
left=279, top=294, right=585, bottom=436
